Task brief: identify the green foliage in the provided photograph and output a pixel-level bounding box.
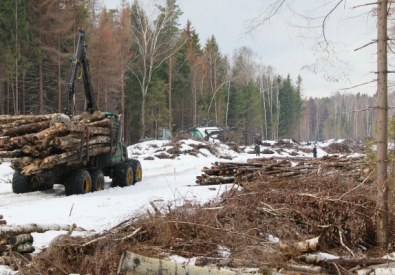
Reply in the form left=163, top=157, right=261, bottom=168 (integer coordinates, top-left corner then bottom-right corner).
left=278, top=74, right=304, bottom=139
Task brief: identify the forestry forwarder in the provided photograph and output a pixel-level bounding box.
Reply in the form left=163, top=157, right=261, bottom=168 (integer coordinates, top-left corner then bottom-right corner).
left=12, top=29, right=142, bottom=196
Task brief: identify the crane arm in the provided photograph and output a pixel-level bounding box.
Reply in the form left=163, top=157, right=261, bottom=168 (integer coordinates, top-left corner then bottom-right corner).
left=64, top=29, right=97, bottom=116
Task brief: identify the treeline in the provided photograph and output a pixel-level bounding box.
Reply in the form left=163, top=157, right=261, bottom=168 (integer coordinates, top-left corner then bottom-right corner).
left=301, top=92, right=395, bottom=142
left=0, top=0, right=383, bottom=144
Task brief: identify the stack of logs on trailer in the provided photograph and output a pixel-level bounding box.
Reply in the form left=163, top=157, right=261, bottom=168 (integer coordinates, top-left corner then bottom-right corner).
left=0, top=111, right=115, bottom=176
left=196, top=155, right=369, bottom=185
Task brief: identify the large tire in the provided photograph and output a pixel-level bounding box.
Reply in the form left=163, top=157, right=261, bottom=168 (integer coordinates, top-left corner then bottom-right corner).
left=64, top=170, right=92, bottom=196
left=112, top=162, right=134, bottom=187
left=88, top=169, right=105, bottom=192
left=12, top=171, right=32, bottom=194
left=126, top=159, right=142, bottom=184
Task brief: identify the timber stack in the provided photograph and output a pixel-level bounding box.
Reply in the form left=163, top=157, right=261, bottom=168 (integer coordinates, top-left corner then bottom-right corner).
left=0, top=213, right=34, bottom=269
left=0, top=217, right=83, bottom=269
left=0, top=111, right=115, bottom=176
left=196, top=155, right=368, bottom=185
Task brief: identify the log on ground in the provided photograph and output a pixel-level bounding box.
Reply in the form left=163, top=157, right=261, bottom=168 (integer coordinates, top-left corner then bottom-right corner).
left=0, top=223, right=85, bottom=239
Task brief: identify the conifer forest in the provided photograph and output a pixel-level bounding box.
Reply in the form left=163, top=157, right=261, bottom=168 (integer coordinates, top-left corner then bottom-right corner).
left=0, top=0, right=387, bottom=144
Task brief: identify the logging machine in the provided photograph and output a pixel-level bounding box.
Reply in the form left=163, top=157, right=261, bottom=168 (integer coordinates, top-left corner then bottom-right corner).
left=12, top=29, right=142, bottom=196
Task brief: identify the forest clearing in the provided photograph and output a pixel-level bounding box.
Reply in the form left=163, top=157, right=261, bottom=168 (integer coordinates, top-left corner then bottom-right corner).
left=0, top=137, right=394, bottom=275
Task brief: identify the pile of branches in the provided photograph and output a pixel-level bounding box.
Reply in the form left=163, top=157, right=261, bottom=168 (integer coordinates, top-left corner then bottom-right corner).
left=18, top=165, right=395, bottom=275
left=0, top=111, right=115, bottom=176
left=196, top=155, right=370, bottom=186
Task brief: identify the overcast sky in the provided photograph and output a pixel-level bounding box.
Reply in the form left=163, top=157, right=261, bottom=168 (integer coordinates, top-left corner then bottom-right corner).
left=101, top=0, right=380, bottom=98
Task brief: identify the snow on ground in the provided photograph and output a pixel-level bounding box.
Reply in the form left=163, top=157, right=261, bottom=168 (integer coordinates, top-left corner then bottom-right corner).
left=0, top=138, right=340, bottom=273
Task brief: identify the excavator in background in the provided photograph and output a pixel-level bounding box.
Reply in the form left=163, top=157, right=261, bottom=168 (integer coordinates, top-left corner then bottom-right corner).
left=12, top=29, right=142, bottom=196
left=177, top=119, right=262, bottom=146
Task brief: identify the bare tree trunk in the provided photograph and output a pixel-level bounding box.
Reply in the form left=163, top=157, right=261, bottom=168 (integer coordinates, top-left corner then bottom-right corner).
left=14, top=0, right=19, bottom=115
left=376, top=0, right=388, bottom=248
left=58, top=32, right=61, bottom=113
left=168, top=56, right=172, bottom=130
left=39, top=61, right=44, bottom=114
left=140, top=96, right=146, bottom=140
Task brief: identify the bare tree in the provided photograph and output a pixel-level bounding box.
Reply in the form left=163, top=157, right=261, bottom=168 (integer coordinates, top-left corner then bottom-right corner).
left=127, top=0, right=186, bottom=139
left=376, top=0, right=388, bottom=248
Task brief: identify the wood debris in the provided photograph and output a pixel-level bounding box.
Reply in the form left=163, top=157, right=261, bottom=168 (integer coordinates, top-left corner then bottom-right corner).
left=196, top=155, right=369, bottom=186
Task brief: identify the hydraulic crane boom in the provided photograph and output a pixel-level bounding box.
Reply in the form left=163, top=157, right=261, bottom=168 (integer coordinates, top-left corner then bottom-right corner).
left=64, top=29, right=97, bottom=116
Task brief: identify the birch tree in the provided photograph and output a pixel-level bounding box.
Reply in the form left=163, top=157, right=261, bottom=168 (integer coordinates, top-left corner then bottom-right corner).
left=128, top=0, right=185, bottom=139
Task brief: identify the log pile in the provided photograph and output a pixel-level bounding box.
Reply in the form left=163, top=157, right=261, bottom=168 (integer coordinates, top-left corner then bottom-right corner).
left=0, top=111, right=116, bottom=175
left=0, top=214, right=84, bottom=270
left=196, top=155, right=369, bottom=185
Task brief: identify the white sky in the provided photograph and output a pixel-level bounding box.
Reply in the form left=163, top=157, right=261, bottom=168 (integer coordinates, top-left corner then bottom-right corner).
left=102, top=0, right=380, bottom=98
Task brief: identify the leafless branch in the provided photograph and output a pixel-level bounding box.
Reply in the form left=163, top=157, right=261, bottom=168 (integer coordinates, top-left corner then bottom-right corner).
left=338, top=226, right=355, bottom=257
left=354, top=41, right=377, bottom=51
left=322, top=0, right=344, bottom=47
left=246, top=0, right=286, bottom=33
left=351, top=2, right=377, bottom=9
left=339, top=80, right=376, bottom=90
left=328, top=107, right=375, bottom=118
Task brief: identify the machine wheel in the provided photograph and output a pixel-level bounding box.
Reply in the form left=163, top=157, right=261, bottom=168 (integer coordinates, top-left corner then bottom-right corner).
left=64, top=170, right=92, bottom=196
left=126, top=160, right=142, bottom=184
left=12, top=171, right=32, bottom=194
left=112, top=162, right=134, bottom=187
left=89, top=169, right=105, bottom=192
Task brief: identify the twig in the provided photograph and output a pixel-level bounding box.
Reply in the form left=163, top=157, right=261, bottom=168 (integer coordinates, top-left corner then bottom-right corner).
left=168, top=220, right=262, bottom=241
left=332, top=262, right=342, bottom=275
left=351, top=2, right=378, bottom=9
left=67, top=223, right=76, bottom=236
left=81, top=235, right=107, bottom=247
left=69, top=203, right=74, bottom=217
left=150, top=201, right=161, bottom=215
left=338, top=169, right=375, bottom=200
left=354, top=41, right=376, bottom=51
left=338, top=264, right=353, bottom=275
left=339, top=80, right=376, bottom=91
left=120, top=227, right=142, bottom=241
left=10, top=251, right=25, bottom=275
left=38, top=256, right=68, bottom=275
left=338, top=226, right=355, bottom=258
left=328, top=107, right=376, bottom=118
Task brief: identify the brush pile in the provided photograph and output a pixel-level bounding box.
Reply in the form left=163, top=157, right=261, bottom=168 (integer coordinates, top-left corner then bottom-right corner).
left=0, top=111, right=116, bottom=176
left=17, top=165, right=395, bottom=275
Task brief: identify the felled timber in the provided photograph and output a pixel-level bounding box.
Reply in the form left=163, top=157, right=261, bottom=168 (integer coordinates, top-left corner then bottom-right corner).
left=0, top=120, right=50, bottom=137
left=0, top=223, right=85, bottom=239
left=297, top=254, right=395, bottom=269
left=0, top=111, right=118, bottom=177
left=0, top=242, right=35, bottom=253
left=196, top=156, right=369, bottom=186
left=277, top=236, right=322, bottom=252
left=8, top=234, right=33, bottom=246
left=117, top=250, right=252, bottom=275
